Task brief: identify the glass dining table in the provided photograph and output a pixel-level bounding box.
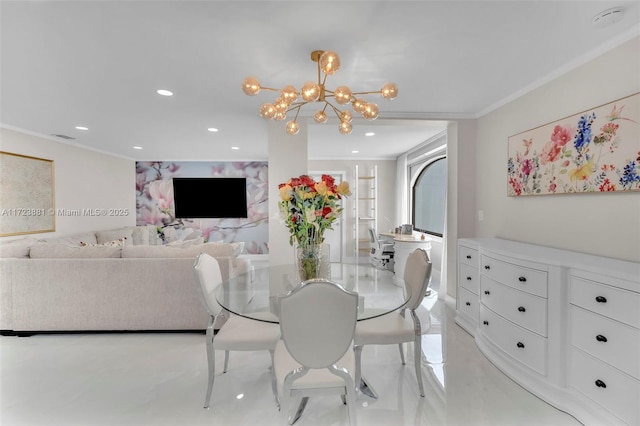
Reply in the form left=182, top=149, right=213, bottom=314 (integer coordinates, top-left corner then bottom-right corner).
left=215, top=262, right=410, bottom=403
left=215, top=262, right=410, bottom=323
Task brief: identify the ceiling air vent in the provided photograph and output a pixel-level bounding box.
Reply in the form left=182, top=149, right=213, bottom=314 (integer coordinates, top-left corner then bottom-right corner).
left=51, top=134, right=76, bottom=140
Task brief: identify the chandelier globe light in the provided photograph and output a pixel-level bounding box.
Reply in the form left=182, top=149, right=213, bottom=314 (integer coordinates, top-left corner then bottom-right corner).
left=242, top=50, right=398, bottom=135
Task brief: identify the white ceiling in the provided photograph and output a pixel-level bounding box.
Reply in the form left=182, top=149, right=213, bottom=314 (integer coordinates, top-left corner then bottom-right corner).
left=1, top=1, right=638, bottom=161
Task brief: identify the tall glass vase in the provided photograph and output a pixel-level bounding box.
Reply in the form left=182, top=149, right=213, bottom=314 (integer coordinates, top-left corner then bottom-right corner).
left=295, top=242, right=330, bottom=282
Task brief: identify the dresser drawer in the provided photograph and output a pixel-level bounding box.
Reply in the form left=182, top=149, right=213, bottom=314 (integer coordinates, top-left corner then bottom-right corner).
left=481, top=277, right=547, bottom=337
left=459, top=262, right=479, bottom=294
left=570, top=276, right=640, bottom=329
left=570, top=305, right=640, bottom=380
left=480, top=254, right=547, bottom=298
left=569, top=347, right=640, bottom=426
left=459, top=245, right=479, bottom=268
left=457, top=286, right=479, bottom=324
left=479, top=304, right=547, bottom=375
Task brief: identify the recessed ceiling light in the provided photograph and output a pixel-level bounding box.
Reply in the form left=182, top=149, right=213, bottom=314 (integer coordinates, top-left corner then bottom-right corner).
left=75, top=126, right=88, bottom=130
left=208, top=128, right=219, bottom=132
left=156, top=89, right=173, bottom=96
left=231, top=146, right=239, bottom=150
left=365, top=132, right=375, bottom=136
left=352, top=150, right=359, bottom=154
left=133, top=146, right=143, bottom=150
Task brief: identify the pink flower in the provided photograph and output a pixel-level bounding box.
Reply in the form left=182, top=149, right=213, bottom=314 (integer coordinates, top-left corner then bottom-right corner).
left=148, top=180, right=174, bottom=211
left=550, top=125, right=573, bottom=147
left=522, top=159, right=534, bottom=176
left=539, top=141, right=561, bottom=165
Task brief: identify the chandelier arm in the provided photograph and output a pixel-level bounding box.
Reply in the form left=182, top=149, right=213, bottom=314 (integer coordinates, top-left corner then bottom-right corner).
left=259, top=87, right=283, bottom=92
left=286, top=103, right=306, bottom=115
left=351, top=90, right=383, bottom=96
left=323, top=100, right=343, bottom=118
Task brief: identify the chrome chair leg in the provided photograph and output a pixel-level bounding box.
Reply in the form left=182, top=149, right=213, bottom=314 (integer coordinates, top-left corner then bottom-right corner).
left=413, top=338, right=425, bottom=397
left=204, top=323, right=215, bottom=409
left=398, top=343, right=405, bottom=365
left=223, top=350, right=230, bottom=373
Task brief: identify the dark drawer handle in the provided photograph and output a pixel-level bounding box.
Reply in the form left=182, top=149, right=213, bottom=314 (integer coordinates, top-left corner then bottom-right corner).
left=466, top=276, right=472, bottom=281
left=466, top=255, right=471, bottom=259
left=518, top=306, right=526, bottom=312
left=518, top=276, right=527, bottom=282
left=596, top=334, right=608, bottom=343
left=483, top=320, right=489, bottom=325
left=484, top=290, right=490, bottom=295
left=595, top=296, right=607, bottom=303
left=516, top=342, right=525, bottom=349
left=595, top=379, right=606, bottom=388
left=465, top=302, right=471, bottom=306
left=484, top=265, right=490, bottom=270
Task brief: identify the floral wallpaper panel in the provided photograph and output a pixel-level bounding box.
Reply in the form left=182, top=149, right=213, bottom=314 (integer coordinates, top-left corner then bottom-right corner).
left=136, top=161, right=268, bottom=254
left=507, top=92, right=639, bottom=196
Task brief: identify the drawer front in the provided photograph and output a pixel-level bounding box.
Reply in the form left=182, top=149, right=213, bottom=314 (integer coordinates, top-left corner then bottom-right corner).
left=570, top=305, right=640, bottom=380
left=481, top=277, right=547, bottom=337
left=481, top=255, right=547, bottom=298
left=479, top=304, right=547, bottom=375
left=457, top=286, right=479, bottom=325
left=569, top=347, right=640, bottom=426
left=459, top=245, right=479, bottom=268
left=459, top=262, right=479, bottom=294
left=570, top=276, right=640, bottom=329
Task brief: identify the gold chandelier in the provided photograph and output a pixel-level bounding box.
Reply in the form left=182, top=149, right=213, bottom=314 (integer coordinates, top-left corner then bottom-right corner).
left=242, top=50, right=398, bottom=135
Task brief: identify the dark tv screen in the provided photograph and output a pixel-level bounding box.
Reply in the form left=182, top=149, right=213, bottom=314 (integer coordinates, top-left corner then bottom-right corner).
left=172, top=177, right=248, bottom=218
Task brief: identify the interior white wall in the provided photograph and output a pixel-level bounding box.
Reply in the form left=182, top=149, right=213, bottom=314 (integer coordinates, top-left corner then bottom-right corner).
left=475, top=36, right=640, bottom=262
left=0, top=128, right=135, bottom=240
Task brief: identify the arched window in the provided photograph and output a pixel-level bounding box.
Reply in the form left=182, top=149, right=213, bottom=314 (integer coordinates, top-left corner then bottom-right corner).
left=412, top=157, right=446, bottom=237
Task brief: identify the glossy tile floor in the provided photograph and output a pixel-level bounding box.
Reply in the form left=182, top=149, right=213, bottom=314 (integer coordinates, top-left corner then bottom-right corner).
left=0, top=295, right=581, bottom=426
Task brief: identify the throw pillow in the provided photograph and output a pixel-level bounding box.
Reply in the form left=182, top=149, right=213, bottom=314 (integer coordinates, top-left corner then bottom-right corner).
left=96, top=228, right=134, bottom=245
left=166, top=237, right=205, bottom=248
left=80, top=237, right=127, bottom=247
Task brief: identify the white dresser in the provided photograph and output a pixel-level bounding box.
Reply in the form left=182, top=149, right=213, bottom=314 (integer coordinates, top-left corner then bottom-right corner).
left=455, top=238, right=640, bottom=426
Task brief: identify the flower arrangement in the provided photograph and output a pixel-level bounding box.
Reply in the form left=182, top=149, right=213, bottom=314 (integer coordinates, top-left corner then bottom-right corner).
left=278, top=174, right=351, bottom=246
left=278, top=174, right=351, bottom=279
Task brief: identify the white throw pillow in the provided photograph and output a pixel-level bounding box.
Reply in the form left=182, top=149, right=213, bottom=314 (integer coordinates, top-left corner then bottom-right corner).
left=96, top=228, right=134, bottom=245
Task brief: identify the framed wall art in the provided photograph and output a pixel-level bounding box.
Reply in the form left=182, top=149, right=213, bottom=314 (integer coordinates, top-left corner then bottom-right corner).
left=0, top=151, right=55, bottom=236
left=507, top=92, right=639, bottom=196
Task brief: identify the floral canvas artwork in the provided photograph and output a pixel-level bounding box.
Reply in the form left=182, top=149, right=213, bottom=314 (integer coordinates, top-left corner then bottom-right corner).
left=136, top=161, right=268, bottom=254
left=507, top=92, right=639, bottom=196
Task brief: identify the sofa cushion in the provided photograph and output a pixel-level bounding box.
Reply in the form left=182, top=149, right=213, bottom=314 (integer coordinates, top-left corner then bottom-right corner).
left=29, top=243, right=122, bottom=258
left=122, top=226, right=150, bottom=245
left=0, top=237, right=39, bottom=258
left=0, top=244, right=31, bottom=258
left=96, top=228, right=134, bottom=244
left=122, top=242, right=235, bottom=260
left=166, top=237, right=205, bottom=248
left=39, top=232, right=98, bottom=246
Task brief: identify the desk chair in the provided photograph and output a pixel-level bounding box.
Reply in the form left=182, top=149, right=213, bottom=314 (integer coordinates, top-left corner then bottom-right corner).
left=368, top=227, right=395, bottom=271
left=274, top=279, right=359, bottom=425
left=354, top=248, right=432, bottom=397
left=193, top=253, right=280, bottom=409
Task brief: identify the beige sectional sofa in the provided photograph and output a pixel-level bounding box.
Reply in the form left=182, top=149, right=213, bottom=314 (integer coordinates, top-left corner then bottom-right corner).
left=0, top=225, right=251, bottom=335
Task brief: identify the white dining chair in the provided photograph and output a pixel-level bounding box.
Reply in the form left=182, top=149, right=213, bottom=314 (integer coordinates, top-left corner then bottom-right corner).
left=354, top=248, right=432, bottom=397
left=274, top=279, right=359, bottom=425
left=193, top=252, right=280, bottom=409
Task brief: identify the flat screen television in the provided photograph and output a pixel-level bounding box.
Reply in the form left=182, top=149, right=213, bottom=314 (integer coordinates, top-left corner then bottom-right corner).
left=172, top=177, right=248, bottom=218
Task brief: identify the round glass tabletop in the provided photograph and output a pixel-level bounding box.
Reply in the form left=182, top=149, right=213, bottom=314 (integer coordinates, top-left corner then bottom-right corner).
left=215, top=263, right=409, bottom=323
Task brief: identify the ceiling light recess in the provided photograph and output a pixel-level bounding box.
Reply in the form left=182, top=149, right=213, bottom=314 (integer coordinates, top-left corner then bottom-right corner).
left=242, top=50, right=398, bottom=136
left=156, top=89, right=173, bottom=96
